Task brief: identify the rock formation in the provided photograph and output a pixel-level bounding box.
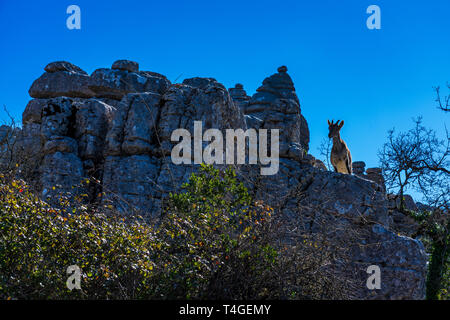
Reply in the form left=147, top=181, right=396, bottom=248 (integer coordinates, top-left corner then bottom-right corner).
left=2, top=60, right=428, bottom=299
left=228, top=83, right=250, bottom=111
left=351, top=162, right=421, bottom=238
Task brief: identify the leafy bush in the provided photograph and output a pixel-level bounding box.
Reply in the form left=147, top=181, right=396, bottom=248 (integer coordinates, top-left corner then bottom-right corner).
left=0, top=172, right=157, bottom=299
left=0, top=164, right=348, bottom=299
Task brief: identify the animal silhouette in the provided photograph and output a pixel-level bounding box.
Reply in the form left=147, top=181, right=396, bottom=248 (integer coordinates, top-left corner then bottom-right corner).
left=328, top=120, right=352, bottom=174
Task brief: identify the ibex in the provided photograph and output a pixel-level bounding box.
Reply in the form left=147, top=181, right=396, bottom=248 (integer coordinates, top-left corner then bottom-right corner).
left=328, top=120, right=352, bottom=174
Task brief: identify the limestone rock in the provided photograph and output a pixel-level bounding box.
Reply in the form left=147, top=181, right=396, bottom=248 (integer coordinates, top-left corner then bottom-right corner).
left=245, top=66, right=310, bottom=158
left=73, top=98, right=115, bottom=160
left=102, top=155, right=160, bottom=216
left=157, top=78, right=246, bottom=155
left=112, top=59, right=139, bottom=73
left=229, top=83, right=250, bottom=111
left=88, top=67, right=171, bottom=100
left=41, top=151, right=84, bottom=201
left=23, top=99, right=44, bottom=124
left=302, top=154, right=327, bottom=170
left=366, top=167, right=386, bottom=192
left=252, top=163, right=426, bottom=299
left=29, top=62, right=95, bottom=99
left=105, top=92, right=161, bottom=156
left=43, top=136, right=78, bottom=154
left=44, top=61, right=88, bottom=75
left=352, top=161, right=366, bottom=175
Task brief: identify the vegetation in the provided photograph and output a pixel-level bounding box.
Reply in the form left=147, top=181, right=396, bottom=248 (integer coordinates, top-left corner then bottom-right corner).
left=0, top=164, right=349, bottom=299
left=379, top=86, right=450, bottom=300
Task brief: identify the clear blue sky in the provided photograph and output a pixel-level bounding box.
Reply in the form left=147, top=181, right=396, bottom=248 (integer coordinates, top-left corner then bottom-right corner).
left=1, top=0, right=449, bottom=175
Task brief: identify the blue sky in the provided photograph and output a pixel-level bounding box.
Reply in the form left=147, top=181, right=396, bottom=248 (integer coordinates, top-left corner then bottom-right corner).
left=0, top=0, right=449, bottom=181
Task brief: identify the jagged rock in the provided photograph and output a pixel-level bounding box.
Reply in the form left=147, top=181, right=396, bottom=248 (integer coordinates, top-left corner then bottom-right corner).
left=157, top=78, right=246, bottom=155
left=417, top=202, right=433, bottom=212
left=105, top=92, right=161, bottom=156
left=392, top=194, right=419, bottom=212
left=366, top=167, right=386, bottom=192
left=277, top=65, right=288, bottom=73
left=41, top=151, right=84, bottom=201
left=0, top=125, right=17, bottom=168
left=17, top=96, right=117, bottom=199
left=229, top=83, right=250, bottom=111
left=29, top=63, right=95, bottom=99
left=73, top=99, right=115, bottom=160
left=245, top=66, right=310, bottom=157
left=350, top=224, right=426, bottom=299
left=386, top=194, right=421, bottom=237
left=302, top=154, right=327, bottom=170
left=0, top=125, right=12, bottom=145
left=111, top=59, right=139, bottom=73
left=102, top=155, right=160, bottom=215
left=102, top=77, right=245, bottom=216
left=43, top=136, right=78, bottom=154
left=254, top=163, right=425, bottom=299
left=44, top=61, right=88, bottom=75
left=23, top=99, right=44, bottom=124
left=88, top=67, right=171, bottom=100
left=353, top=161, right=366, bottom=175
left=40, top=97, right=75, bottom=141
left=366, top=167, right=382, bottom=175
left=17, top=123, right=41, bottom=161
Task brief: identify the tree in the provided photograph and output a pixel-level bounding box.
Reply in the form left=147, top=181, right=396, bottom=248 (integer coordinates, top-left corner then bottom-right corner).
left=378, top=91, right=450, bottom=299
left=435, top=84, right=450, bottom=112
left=379, top=117, right=450, bottom=210
left=317, top=137, right=333, bottom=171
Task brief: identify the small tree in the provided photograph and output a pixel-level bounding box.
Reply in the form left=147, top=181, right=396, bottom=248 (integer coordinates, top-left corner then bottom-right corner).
left=379, top=99, right=449, bottom=299
left=434, top=84, right=450, bottom=112
left=317, top=137, right=333, bottom=171
left=379, top=117, right=450, bottom=211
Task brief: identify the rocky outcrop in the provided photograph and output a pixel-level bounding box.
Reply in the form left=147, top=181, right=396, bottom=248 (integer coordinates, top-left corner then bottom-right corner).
left=244, top=65, right=309, bottom=160
left=387, top=194, right=422, bottom=238
left=229, top=83, right=250, bottom=111
left=352, top=161, right=386, bottom=192
left=352, top=162, right=421, bottom=238
left=5, top=60, right=428, bottom=299
left=29, top=60, right=171, bottom=101
left=29, top=61, right=95, bottom=99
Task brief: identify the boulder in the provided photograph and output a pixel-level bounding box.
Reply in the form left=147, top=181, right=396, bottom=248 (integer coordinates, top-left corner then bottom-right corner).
left=29, top=62, right=95, bottom=99
left=245, top=66, right=310, bottom=158
left=353, top=161, right=366, bottom=175
left=229, top=83, right=251, bottom=111
left=111, top=59, right=139, bottom=73
left=88, top=67, right=171, bottom=100
left=44, top=61, right=88, bottom=75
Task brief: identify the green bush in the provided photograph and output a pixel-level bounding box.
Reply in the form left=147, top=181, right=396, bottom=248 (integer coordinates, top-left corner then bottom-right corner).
left=157, top=164, right=279, bottom=299
left=0, top=173, right=157, bottom=299
left=0, top=164, right=348, bottom=299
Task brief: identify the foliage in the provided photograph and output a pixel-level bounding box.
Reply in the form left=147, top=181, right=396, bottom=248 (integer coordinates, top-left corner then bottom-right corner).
left=0, top=164, right=348, bottom=299
left=379, top=117, right=450, bottom=210
left=379, top=115, right=450, bottom=300
left=0, top=171, right=158, bottom=299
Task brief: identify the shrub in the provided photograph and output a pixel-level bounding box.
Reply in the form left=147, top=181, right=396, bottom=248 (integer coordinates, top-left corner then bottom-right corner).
left=0, top=164, right=349, bottom=299
left=0, top=172, right=157, bottom=299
